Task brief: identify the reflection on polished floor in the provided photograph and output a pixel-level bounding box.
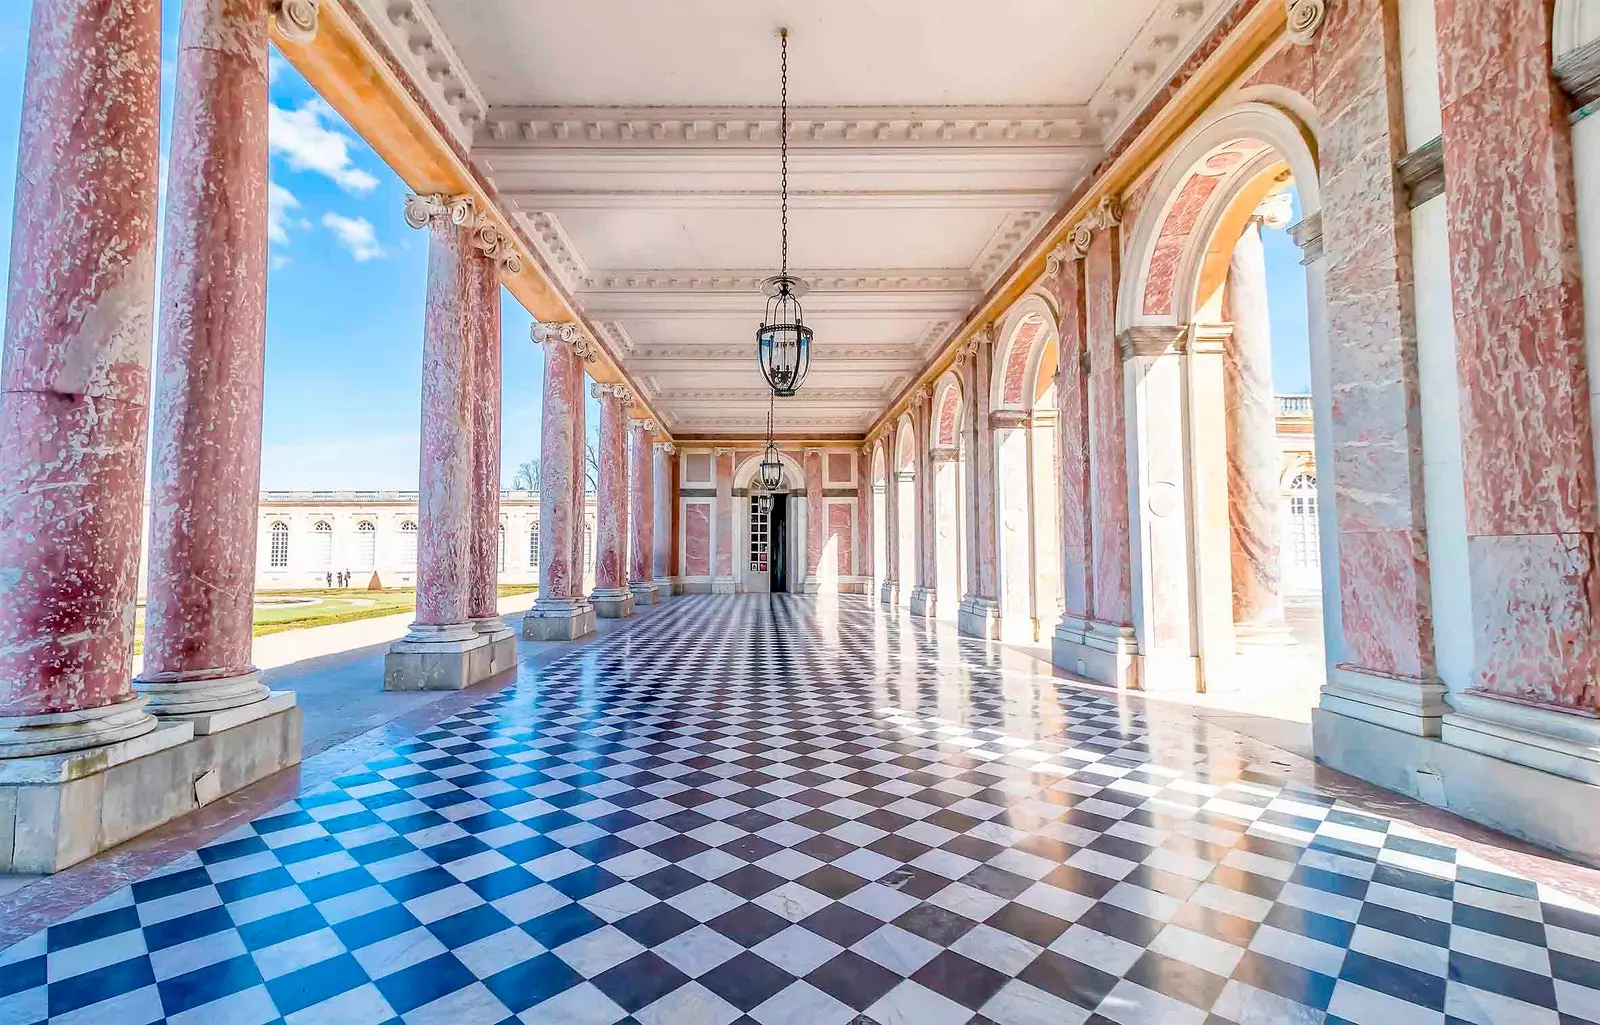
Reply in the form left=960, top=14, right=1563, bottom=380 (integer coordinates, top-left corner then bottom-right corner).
left=3, top=595, right=1600, bottom=1024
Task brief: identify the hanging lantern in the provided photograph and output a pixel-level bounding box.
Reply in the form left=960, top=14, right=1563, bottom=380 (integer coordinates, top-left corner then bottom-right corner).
left=755, top=28, right=812, bottom=397
left=759, top=441, right=784, bottom=492
left=753, top=491, right=773, bottom=513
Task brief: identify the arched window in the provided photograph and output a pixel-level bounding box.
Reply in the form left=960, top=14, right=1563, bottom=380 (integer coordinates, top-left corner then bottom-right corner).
left=353, top=521, right=376, bottom=572
left=498, top=524, right=507, bottom=572
left=268, top=522, right=289, bottom=569
left=529, top=523, right=540, bottom=569
left=310, top=520, right=333, bottom=571
left=584, top=521, right=594, bottom=571
left=398, top=520, right=418, bottom=570
left=1287, top=473, right=1319, bottom=571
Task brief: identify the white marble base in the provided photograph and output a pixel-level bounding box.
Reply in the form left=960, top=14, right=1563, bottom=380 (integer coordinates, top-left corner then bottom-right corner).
left=712, top=578, right=737, bottom=595
left=591, top=588, right=636, bottom=619
left=1313, top=706, right=1600, bottom=866
left=135, top=669, right=272, bottom=717
left=880, top=580, right=900, bottom=607
left=1318, top=664, right=1448, bottom=736
left=957, top=595, right=1001, bottom=640
left=384, top=625, right=492, bottom=691
left=0, top=695, right=157, bottom=760
left=160, top=690, right=297, bottom=737
left=629, top=581, right=660, bottom=606
left=799, top=579, right=821, bottom=594
left=1442, top=691, right=1600, bottom=785
left=471, top=617, right=519, bottom=677
left=1137, top=651, right=1202, bottom=692
left=909, top=587, right=937, bottom=619
left=522, top=598, right=597, bottom=641
left=652, top=576, right=674, bottom=596
left=0, top=701, right=301, bottom=873
left=1052, top=615, right=1140, bottom=689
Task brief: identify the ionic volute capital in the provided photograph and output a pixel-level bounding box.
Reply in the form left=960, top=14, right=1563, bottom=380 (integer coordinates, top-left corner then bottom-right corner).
left=591, top=382, right=633, bottom=403
left=631, top=417, right=659, bottom=433
left=404, top=193, right=523, bottom=275
left=272, top=0, right=319, bottom=43
left=654, top=442, right=676, bottom=456
left=531, top=321, right=598, bottom=363
left=1286, top=0, right=1326, bottom=45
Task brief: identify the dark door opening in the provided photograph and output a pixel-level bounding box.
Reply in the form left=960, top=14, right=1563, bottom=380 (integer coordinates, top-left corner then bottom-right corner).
left=770, top=494, right=789, bottom=593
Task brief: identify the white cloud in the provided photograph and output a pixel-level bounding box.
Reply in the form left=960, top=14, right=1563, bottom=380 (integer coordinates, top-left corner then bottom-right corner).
left=268, top=53, right=286, bottom=84
left=268, top=98, right=380, bottom=194
left=321, top=212, right=385, bottom=262
left=268, top=182, right=300, bottom=245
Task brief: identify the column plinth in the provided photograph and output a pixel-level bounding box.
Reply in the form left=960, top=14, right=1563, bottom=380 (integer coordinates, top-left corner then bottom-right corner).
left=524, top=323, right=597, bottom=641
left=1223, top=215, right=1291, bottom=646
left=0, top=0, right=165, bottom=757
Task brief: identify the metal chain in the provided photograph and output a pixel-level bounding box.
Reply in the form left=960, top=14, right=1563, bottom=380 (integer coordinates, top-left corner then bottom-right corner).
left=779, top=28, right=789, bottom=281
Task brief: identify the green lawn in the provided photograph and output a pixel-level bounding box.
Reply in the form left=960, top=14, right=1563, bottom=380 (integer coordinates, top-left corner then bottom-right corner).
left=133, top=584, right=539, bottom=652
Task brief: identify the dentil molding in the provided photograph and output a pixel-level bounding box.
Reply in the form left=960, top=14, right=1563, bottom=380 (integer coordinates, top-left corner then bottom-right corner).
left=403, top=194, right=523, bottom=274
left=355, top=0, right=488, bottom=138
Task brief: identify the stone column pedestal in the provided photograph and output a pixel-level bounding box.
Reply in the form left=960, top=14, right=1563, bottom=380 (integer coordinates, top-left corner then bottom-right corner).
left=959, top=596, right=1002, bottom=639
left=909, top=588, right=937, bottom=618
left=881, top=580, right=901, bottom=606
left=386, top=622, right=490, bottom=691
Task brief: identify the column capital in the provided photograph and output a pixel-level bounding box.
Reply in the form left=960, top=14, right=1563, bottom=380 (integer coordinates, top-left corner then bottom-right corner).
left=272, top=0, right=319, bottom=43
left=1253, top=191, right=1294, bottom=229
left=910, top=385, right=931, bottom=409
left=630, top=417, right=658, bottom=433
left=591, top=382, right=633, bottom=403
left=404, top=193, right=523, bottom=274
left=654, top=441, right=676, bottom=455
left=960, top=323, right=995, bottom=361
left=712, top=447, right=736, bottom=457
left=1286, top=0, right=1326, bottom=45
left=531, top=320, right=598, bottom=362
left=803, top=447, right=825, bottom=458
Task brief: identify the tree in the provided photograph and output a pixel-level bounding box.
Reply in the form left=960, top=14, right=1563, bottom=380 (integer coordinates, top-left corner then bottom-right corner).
left=585, top=440, right=599, bottom=494
left=510, top=459, right=539, bottom=491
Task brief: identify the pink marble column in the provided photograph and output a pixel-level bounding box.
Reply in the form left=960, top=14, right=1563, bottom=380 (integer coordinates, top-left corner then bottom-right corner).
left=803, top=448, right=825, bottom=593
left=629, top=418, right=658, bottom=604
left=1053, top=250, right=1094, bottom=625
left=590, top=384, right=634, bottom=617
left=1086, top=230, right=1133, bottom=629
left=881, top=422, right=901, bottom=605
left=522, top=322, right=597, bottom=640
left=136, top=0, right=272, bottom=717
left=909, top=389, right=937, bottom=617
left=857, top=445, right=875, bottom=582
left=465, top=251, right=515, bottom=670
left=958, top=328, right=1002, bottom=637
left=1223, top=212, right=1289, bottom=640
left=652, top=442, right=675, bottom=592
left=713, top=448, right=735, bottom=593
left=1436, top=0, right=1600, bottom=712
left=0, top=0, right=163, bottom=756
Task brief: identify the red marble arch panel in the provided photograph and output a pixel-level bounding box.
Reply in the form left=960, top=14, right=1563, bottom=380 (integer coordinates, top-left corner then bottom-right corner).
left=934, top=381, right=962, bottom=447
left=1001, top=315, right=1045, bottom=407
left=829, top=503, right=854, bottom=574
left=827, top=453, right=853, bottom=483
left=1142, top=172, right=1221, bottom=317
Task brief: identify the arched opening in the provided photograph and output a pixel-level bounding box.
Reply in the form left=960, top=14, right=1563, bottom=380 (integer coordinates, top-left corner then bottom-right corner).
left=931, top=374, right=966, bottom=618
left=397, top=520, right=419, bottom=571
left=735, top=450, right=803, bottom=594
left=992, top=298, right=1063, bottom=644
left=894, top=413, right=917, bottom=599
left=268, top=521, right=290, bottom=570
left=310, top=520, right=334, bottom=577
left=353, top=520, right=377, bottom=573
left=871, top=442, right=888, bottom=603
left=1119, top=100, right=1333, bottom=703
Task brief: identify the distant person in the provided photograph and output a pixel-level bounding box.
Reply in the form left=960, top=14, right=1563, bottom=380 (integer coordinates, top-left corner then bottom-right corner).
left=326, top=572, right=332, bottom=588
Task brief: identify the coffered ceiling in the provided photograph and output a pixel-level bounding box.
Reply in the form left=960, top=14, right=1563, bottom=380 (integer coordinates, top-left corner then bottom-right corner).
left=371, top=0, right=1238, bottom=436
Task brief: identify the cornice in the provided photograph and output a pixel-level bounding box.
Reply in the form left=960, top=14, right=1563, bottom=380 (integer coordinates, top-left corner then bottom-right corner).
left=350, top=0, right=487, bottom=142
left=576, top=270, right=981, bottom=293
left=477, top=105, right=1100, bottom=149
left=1084, top=0, right=1228, bottom=137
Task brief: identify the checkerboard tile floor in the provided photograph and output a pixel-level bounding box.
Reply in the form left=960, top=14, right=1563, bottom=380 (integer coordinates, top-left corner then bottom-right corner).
left=5, top=594, right=1600, bottom=1024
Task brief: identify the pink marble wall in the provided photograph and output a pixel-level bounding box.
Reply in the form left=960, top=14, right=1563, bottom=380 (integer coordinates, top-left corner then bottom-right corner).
left=629, top=421, right=654, bottom=585
left=805, top=449, right=825, bottom=577
left=1437, top=0, right=1600, bottom=709
left=914, top=398, right=934, bottom=590
left=830, top=503, right=853, bottom=575
left=536, top=333, right=583, bottom=600
left=1053, top=258, right=1093, bottom=619
left=652, top=443, right=673, bottom=580
left=883, top=423, right=901, bottom=583
left=1001, top=316, right=1044, bottom=406
left=592, top=388, right=629, bottom=592
left=0, top=0, right=162, bottom=720
left=465, top=251, right=501, bottom=620
left=936, top=386, right=960, bottom=447
left=714, top=450, right=734, bottom=579
left=414, top=222, right=477, bottom=626
left=140, top=0, right=269, bottom=682
left=1086, top=231, right=1132, bottom=626
left=856, top=448, right=874, bottom=578
left=1143, top=173, right=1220, bottom=317
left=1312, top=0, right=1433, bottom=682
left=1240, top=38, right=1316, bottom=97
left=963, top=338, right=1000, bottom=600
left=828, top=453, right=852, bottom=482
left=685, top=502, right=711, bottom=576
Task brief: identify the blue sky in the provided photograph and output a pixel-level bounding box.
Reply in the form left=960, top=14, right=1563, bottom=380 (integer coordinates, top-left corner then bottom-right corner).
left=0, top=6, right=1310, bottom=490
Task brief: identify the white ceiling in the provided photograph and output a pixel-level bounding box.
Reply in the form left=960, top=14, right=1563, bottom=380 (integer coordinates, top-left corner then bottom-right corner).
left=405, top=0, right=1231, bottom=435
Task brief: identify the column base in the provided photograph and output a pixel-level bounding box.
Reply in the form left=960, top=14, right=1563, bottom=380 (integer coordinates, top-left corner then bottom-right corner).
left=652, top=576, right=674, bottom=597
left=470, top=616, right=519, bottom=677
left=800, top=578, right=822, bottom=594
left=629, top=581, right=660, bottom=606
left=957, top=595, right=1001, bottom=640
left=0, top=695, right=158, bottom=760
left=1318, top=664, right=1448, bottom=737
left=908, top=587, right=936, bottom=618
left=384, top=623, right=492, bottom=691
left=1052, top=615, right=1141, bottom=689
left=592, top=587, right=636, bottom=618
left=712, top=578, right=737, bottom=594
left=1313, top=706, right=1600, bottom=866
left=135, top=668, right=271, bottom=717
left=522, top=597, right=598, bottom=641
left=1442, top=691, right=1600, bottom=784
left=0, top=695, right=301, bottom=873
left=880, top=580, right=900, bottom=607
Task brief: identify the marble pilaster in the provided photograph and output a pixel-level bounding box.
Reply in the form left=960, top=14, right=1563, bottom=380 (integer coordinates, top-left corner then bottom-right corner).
left=629, top=419, right=659, bottom=605
left=713, top=448, right=735, bottom=593
left=590, top=384, right=634, bottom=618
left=857, top=446, right=875, bottom=583
left=803, top=448, right=825, bottom=594
left=958, top=326, right=1002, bottom=639
left=652, top=442, right=675, bottom=593
left=0, top=0, right=163, bottom=756
left=385, top=206, right=489, bottom=690
left=881, top=422, right=901, bottom=606
left=523, top=322, right=597, bottom=641
left=1052, top=245, right=1096, bottom=671
left=137, top=0, right=273, bottom=718
left=909, top=389, right=938, bottom=617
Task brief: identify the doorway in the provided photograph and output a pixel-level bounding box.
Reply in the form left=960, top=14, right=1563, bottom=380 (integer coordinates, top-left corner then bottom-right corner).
left=770, top=494, right=789, bottom=593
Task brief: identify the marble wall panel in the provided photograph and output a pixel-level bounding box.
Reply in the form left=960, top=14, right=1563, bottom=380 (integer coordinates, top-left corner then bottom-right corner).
left=1086, top=233, right=1132, bottom=626
left=1468, top=532, right=1600, bottom=709
left=715, top=451, right=734, bottom=578
left=830, top=503, right=853, bottom=575
left=685, top=503, right=710, bottom=577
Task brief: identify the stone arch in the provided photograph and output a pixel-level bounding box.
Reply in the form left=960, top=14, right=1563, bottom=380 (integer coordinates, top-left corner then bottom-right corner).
left=992, top=292, right=1060, bottom=410
left=932, top=372, right=964, bottom=448
left=733, top=449, right=804, bottom=492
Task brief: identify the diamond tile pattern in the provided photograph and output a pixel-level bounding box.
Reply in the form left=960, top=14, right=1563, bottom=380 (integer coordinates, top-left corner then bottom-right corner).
left=5, top=595, right=1600, bottom=1024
